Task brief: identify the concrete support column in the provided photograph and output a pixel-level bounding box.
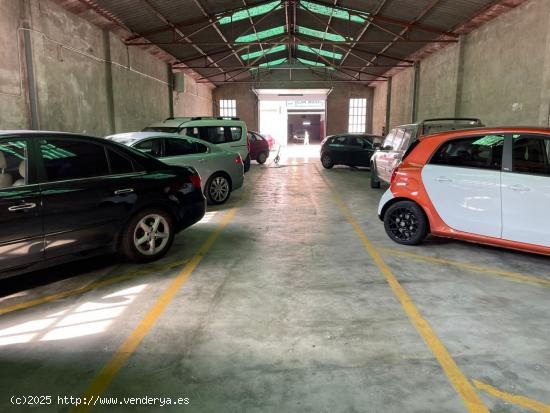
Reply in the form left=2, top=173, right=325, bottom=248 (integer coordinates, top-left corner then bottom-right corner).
left=539, top=10, right=550, bottom=126
left=385, top=77, right=392, bottom=132
left=167, top=64, right=174, bottom=118
left=411, top=61, right=420, bottom=122
left=102, top=30, right=116, bottom=134
left=453, top=35, right=466, bottom=117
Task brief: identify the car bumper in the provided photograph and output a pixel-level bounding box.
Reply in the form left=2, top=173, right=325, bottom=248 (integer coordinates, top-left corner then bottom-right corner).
left=378, top=189, right=394, bottom=220
left=175, top=198, right=206, bottom=232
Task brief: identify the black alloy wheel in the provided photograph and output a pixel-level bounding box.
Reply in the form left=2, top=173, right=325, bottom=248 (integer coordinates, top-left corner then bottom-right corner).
left=383, top=201, right=428, bottom=245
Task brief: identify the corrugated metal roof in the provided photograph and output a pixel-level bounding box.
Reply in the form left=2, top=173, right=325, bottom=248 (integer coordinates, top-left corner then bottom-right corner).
left=86, top=0, right=521, bottom=84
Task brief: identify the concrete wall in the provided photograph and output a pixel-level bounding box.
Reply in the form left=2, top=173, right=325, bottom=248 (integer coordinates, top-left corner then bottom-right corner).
left=372, top=81, right=388, bottom=136
left=373, top=0, right=550, bottom=129
left=326, top=84, right=373, bottom=135
left=0, top=0, right=213, bottom=135
left=213, top=83, right=258, bottom=131
left=173, top=73, right=214, bottom=118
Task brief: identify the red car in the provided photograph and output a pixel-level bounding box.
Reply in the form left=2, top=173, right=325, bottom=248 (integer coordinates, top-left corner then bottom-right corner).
left=378, top=127, right=550, bottom=255
left=247, top=131, right=270, bottom=164
left=250, top=131, right=274, bottom=150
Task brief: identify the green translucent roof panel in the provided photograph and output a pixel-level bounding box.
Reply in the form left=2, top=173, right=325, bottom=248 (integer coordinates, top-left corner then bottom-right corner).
left=300, top=1, right=366, bottom=23
left=296, top=26, right=346, bottom=42
left=241, top=45, right=286, bottom=60
left=219, top=1, right=282, bottom=25
left=297, top=44, right=342, bottom=60
left=259, top=58, right=287, bottom=67
left=236, top=26, right=286, bottom=43
left=297, top=58, right=335, bottom=70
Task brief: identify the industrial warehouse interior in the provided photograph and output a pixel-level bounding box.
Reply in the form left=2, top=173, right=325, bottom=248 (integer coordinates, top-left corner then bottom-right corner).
left=1, top=0, right=549, bottom=412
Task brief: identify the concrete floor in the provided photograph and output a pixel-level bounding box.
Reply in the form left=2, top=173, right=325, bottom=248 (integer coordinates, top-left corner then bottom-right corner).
left=0, top=145, right=549, bottom=413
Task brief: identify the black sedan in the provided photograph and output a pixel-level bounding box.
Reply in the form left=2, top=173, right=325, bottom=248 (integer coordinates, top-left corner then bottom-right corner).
left=0, top=131, right=206, bottom=279
left=320, top=134, right=383, bottom=169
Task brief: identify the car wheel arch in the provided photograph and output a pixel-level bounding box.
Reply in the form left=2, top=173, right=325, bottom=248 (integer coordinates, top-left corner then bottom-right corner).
left=380, top=197, right=430, bottom=231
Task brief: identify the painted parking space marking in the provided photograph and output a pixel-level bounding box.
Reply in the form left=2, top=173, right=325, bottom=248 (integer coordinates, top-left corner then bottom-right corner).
left=0, top=258, right=188, bottom=317
left=379, top=247, right=550, bottom=287
left=73, top=207, right=238, bottom=413
left=317, top=167, right=489, bottom=413
left=473, top=380, right=550, bottom=413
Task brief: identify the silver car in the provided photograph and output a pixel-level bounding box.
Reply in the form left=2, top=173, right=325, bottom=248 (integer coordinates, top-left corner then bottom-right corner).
left=106, top=132, right=244, bottom=205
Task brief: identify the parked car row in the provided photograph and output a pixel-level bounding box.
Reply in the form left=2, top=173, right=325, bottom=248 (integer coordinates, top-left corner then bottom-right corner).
left=0, top=115, right=280, bottom=279
left=319, top=118, right=550, bottom=256
left=0, top=131, right=206, bottom=279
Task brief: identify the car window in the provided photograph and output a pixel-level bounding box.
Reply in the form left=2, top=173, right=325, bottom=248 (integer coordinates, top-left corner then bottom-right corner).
left=430, top=135, right=504, bottom=170
left=512, top=134, right=550, bottom=176
left=392, top=129, right=406, bottom=151
left=134, top=139, right=163, bottom=157
left=247, top=132, right=256, bottom=142
left=382, top=129, right=397, bottom=150
left=0, top=139, right=28, bottom=188
left=165, top=138, right=197, bottom=157
left=400, top=128, right=413, bottom=151
left=40, top=138, right=109, bottom=181
left=107, top=149, right=134, bottom=174
left=229, top=127, right=242, bottom=142
left=347, top=137, right=366, bottom=148
left=330, top=136, right=346, bottom=145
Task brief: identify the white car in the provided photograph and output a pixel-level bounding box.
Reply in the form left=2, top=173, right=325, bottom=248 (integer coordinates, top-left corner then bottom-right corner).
left=106, top=132, right=244, bottom=205
left=143, top=117, right=250, bottom=172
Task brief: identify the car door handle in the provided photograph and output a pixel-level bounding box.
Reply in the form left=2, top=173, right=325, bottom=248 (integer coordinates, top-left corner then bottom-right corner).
left=392, top=154, right=400, bottom=159
left=114, top=188, right=134, bottom=195
left=8, top=203, right=36, bottom=212
left=510, top=184, right=530, bottom=192
left=435, top=176, right=452, bottom=183
left=198, top=159, right=207, bottom=163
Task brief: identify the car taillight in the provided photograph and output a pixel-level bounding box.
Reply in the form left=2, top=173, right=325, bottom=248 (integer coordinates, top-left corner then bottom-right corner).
left=235, top=155, right=243, bottom=165
left=390, top=166, right=400, bottom=185
left=190, top=174, right=201, bottom=189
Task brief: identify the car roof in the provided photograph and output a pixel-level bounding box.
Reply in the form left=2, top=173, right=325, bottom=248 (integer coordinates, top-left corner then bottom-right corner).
left=106, top=131, right=223, bottom=150
left=419, top=126, right=550, bottom=142
left=0, top=130, right=88, bottom=137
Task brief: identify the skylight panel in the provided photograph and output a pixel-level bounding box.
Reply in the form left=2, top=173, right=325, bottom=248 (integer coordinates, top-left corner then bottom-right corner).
left=297, top=57, right=335, bottom=70
left=300, top=1, right=366, bottom=23
left=297, top=45, right=342, bottom=60
left=219, top=1, right=282, bottom=25
left=241, top=45, right=286, bottom=60
left=296, top=26, right=346, bottom=42
left=236, top=26, right=286, bottom=43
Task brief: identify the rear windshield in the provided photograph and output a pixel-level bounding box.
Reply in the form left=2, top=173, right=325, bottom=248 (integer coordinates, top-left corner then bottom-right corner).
left=142, top=126, right=180, bottom=133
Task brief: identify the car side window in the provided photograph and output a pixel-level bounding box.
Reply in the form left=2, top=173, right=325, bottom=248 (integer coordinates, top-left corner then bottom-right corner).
left=382, top=129, right=396, bottom=150
left=331, top=136, right=346, bottom=145
left=165, top=138, right=197, bottom=157
left=0, top=139, right=28, bottom=188
left=392, top=129, right=406, bottom=151
left=195, top=142, right=208, bottom=153
left=512, top=134, right=550, bottom=176
left=247, top=132, right=256, bottom=142
left=228, top=127, right=242, bottom=142
left=400, top=128, right=413, bottom=151
left=107, top=149, right=134, bottom=174
left=430, top=135, right=504, bottom=170
left=347, top=137, right=364, bottom=147
left=134, top=139, right=163, bottom=157
left=40, top=138, right=109, bottom=181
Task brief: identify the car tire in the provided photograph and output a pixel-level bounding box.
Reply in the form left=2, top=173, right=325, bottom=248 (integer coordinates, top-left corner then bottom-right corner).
left=244, top=154, right=251, bottom=173
left=370, top=163, right=381, bottom=188
left=321, top=153, right=334, bottom=169
left=383, top=200, right=428, bottom=245
left=257, top=152, right=268, bottom=164
left=120, top=208, right=175, bottom=262
left=206, top=173, right=231, bottom=205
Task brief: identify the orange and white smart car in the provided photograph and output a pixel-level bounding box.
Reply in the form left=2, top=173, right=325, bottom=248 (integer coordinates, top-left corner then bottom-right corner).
left=378, top=127, right=550, bottom=255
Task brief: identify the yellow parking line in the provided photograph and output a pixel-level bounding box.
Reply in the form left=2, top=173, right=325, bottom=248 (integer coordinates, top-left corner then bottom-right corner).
left=473, top=380, right=550, bottom=412
left=0, top=259, right=188, bottom=316
left=317, top=168, right=489, bottom=413
left=74, top=207, right=238, bottom=413
left=379, top=247, right=550, bottom=287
